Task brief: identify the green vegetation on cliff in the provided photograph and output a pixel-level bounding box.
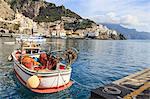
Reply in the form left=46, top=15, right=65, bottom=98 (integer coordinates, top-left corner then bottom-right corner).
left=7, top=0, right=82, bottom=22
left=64, top=19, right=95, bottom=31
left=34, top=5, right=82, bottom=22
left=7, top=0, right=94, bottom=28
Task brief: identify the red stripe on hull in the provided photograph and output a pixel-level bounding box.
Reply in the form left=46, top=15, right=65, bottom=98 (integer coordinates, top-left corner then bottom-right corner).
left=31, top=81, right=73, bottom=93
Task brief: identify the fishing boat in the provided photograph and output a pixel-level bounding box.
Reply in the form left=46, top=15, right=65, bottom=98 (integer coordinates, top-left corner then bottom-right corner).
left=15, top=35, right=46, bottom=43
left=10, top=42, right=78, bottom=93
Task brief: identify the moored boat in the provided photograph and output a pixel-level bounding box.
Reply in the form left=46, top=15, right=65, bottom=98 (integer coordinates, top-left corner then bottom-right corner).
left=15, top=35, right=46, bottom=43
left=11, top=42, right=78, bottom=93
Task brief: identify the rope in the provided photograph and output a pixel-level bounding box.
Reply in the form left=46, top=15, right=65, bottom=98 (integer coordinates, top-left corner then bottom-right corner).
left=102, top=86, right=121, bottom=95
left=70, top=78, right=94, bottom=98
left=71, top=78, right=93, bottom=91
left=124, top=82, right=150, bottom=99
left=57, top=70, right=71, bottom=98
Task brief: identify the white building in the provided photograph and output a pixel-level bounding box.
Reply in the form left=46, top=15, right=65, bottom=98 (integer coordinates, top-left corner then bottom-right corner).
left=59, top=30, right=66, bottom=37
left=112, top=30, right=118, bottom=35
left=61, top=17, right=77, bottom=23
left=86, top=32, right=99, bottom=37
left=51, top=31, right=57, bottom=37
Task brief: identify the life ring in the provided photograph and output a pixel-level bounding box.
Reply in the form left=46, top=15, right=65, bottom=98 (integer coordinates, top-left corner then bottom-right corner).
left=102, top=86, right=121, bottom=95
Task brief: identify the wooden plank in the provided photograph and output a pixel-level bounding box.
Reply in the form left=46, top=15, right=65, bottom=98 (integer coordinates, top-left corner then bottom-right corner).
left=113, top=68, right=150, bottom=86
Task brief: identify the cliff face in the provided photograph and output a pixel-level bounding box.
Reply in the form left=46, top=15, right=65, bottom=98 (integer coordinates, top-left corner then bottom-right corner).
left=0, top=0, right=18, bottom=32
left=0, top=0, right=14, bottom=20
left=8, top=0, right=46, bottom=19
left=7, top=0, right=82, bottom=22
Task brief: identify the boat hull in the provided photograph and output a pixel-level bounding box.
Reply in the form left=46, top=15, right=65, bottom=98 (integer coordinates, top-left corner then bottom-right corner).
left=12, top=52, right=72, bottom=93
left=16, top=37, right=46, bottom=43
left=16, top=39, right=46, bottom=42
left=14, top=69, right=73, bottom=93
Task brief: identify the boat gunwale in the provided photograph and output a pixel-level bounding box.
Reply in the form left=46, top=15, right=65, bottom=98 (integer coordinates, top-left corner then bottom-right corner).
left=12, top=51, right=72, bottom=76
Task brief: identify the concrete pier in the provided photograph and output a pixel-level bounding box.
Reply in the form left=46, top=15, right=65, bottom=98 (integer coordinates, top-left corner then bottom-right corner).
left=90, top=68, right=150, bottom=99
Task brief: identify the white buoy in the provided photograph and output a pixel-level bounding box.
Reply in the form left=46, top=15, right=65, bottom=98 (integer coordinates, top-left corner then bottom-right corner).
left=8, top=55, right=13, bottom=61
left=27, top=75, right=40, bottom=89
left=3, top=42, right=15, bottom=45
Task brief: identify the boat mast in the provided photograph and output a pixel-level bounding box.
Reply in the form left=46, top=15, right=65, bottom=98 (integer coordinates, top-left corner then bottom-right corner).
left=20, top=27, right=24, bottom=64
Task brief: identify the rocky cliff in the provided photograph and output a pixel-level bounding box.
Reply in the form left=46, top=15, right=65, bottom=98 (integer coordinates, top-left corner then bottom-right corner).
left=7, top=0, right=82, bottom=22
left=0, top=0, right=19, bottom=32
left=0, top=0, right=14, bottom=20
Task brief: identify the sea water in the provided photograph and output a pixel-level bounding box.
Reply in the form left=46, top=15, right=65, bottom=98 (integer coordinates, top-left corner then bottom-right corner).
left=0, top=38, right=150, bottom=99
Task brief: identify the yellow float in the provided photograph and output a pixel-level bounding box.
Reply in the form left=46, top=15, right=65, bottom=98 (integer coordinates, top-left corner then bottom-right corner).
left=27, top=75, right=40, bottom=88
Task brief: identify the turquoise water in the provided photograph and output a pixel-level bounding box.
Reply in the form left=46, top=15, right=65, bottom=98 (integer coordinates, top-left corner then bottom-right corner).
left=0, top=38, right=150, bottom=99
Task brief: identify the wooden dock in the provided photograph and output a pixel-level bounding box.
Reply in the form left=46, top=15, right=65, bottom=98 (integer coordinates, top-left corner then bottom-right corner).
left=90, top=68, right=150, bottom=99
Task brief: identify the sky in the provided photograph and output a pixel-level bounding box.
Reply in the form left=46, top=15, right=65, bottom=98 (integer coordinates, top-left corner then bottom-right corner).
left=46, top=0, right=150, bottom=32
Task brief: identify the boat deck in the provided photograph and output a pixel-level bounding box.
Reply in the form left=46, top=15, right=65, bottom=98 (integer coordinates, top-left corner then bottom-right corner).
left=90, top=68, right=150, bottom=99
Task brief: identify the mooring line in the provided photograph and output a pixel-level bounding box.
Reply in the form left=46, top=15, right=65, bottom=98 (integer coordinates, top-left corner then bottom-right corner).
left=71, top=78, right=94, bottom=90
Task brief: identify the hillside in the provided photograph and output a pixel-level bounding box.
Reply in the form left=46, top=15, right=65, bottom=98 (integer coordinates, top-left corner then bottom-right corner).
left=103, top=23, right=150, bottom=39
left=0, top=0, right=126, bottom=40
left=7, top=0, right=82, bottom=22
left=0, top=0, right=14, bottom=20
left=6, top=0, right=97, bottom=30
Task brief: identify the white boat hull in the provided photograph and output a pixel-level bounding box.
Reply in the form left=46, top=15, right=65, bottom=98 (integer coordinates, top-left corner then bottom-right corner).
left=16, top=37, right=46, bottom=43
left=12, top=51, right=72, bottom=92
left=16, top=38, right=46, bottom=42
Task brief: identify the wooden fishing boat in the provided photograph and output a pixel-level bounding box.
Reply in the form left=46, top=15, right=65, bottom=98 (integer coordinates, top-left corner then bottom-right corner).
left=10, top=42, right=78, bottom=93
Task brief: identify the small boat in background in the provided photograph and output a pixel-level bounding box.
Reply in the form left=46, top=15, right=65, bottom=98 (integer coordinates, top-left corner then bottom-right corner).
left=3, top=41, right=15, bottom=45
left=10, top=42, right=78, bottom=93
left=15, top=35, right=46, bottom=43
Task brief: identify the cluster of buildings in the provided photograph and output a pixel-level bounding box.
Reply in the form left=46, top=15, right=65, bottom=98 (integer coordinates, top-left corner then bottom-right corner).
left=0, top=12, right=120, bottom=39
left=36, top=16, right=119, bottom=39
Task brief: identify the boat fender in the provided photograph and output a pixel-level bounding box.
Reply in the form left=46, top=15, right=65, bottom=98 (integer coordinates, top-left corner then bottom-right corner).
left=27, top=75, right=40, bottom=89
left=102, top=86, right=121, bottom=95
left=8, top=55, right=13, bottom=61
